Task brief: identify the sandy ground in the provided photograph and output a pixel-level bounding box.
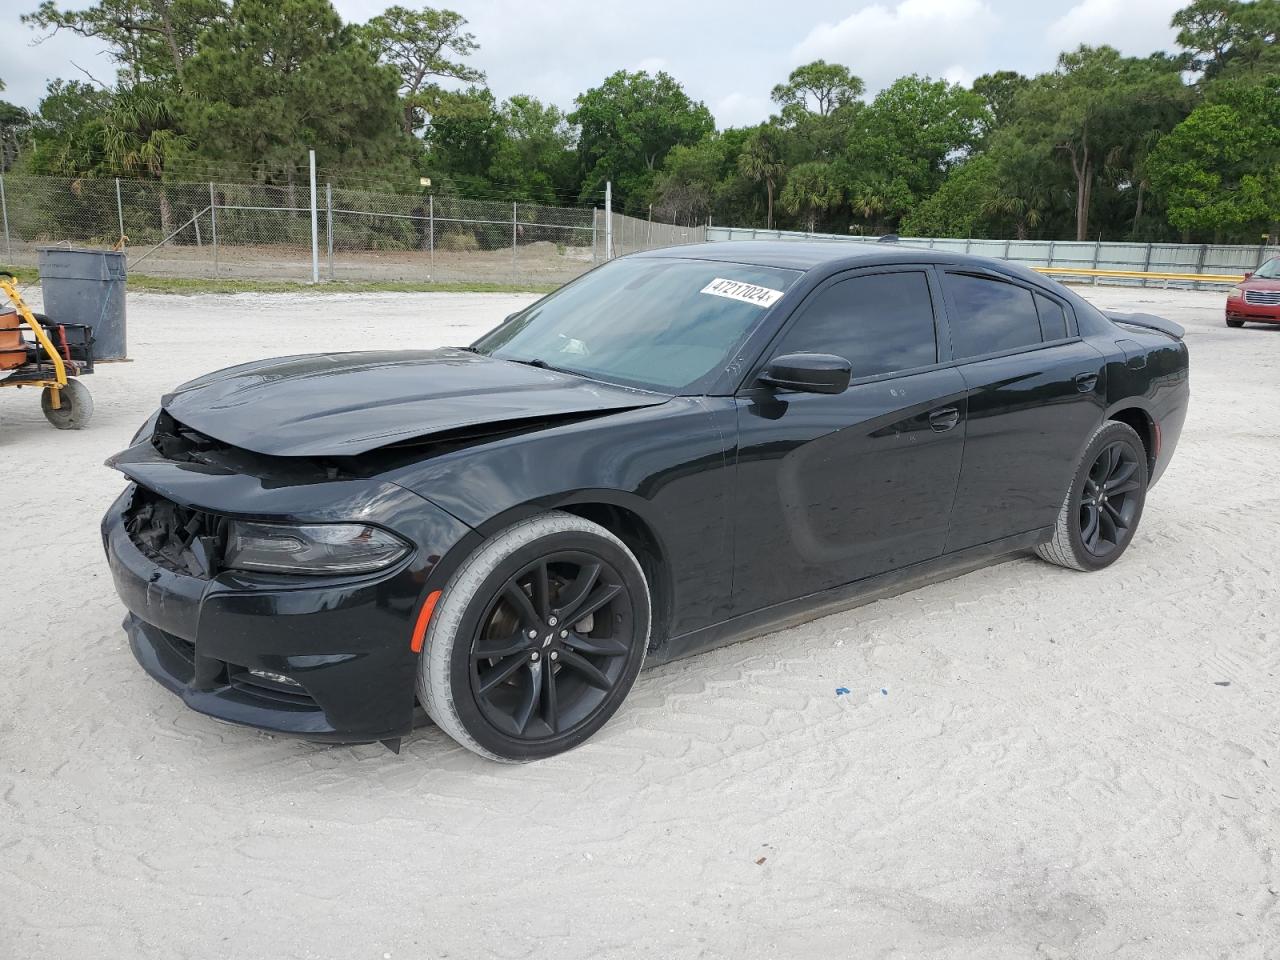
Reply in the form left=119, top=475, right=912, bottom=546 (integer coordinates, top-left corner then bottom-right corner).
left=1, top=284, right=1277, bottom=959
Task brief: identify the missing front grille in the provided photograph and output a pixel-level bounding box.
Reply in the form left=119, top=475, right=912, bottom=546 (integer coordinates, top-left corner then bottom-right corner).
left=124, top=487, right=226, bottom=578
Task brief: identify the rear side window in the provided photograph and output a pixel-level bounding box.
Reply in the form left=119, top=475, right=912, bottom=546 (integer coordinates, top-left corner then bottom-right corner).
left=944, top=273, right=1041, bottom=359
left=1035, top=293, right=1069, bottom=341
left=774, top=271, right=937, bottom=379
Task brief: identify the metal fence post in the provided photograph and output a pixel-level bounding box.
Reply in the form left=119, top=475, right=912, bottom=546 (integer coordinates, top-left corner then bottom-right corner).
left=1195, top=243, right=1208, bottom=292
left=325, top=182, right=334, bottom=281
left=591, top=209, right=598, bottom=263
left=512, top=201, right=517, bottom=284
left=1142, top=242, right=1153, bottom=289
left=0, top=175, right=10, bottom=262
left=1092, top=238, right=1101, bottom=286
left=209, top=182, right=218, bottom=277
left=308, top=148, right=319, bottom=284
left=605, top=181, right=613, bottom=259
left=428, top=194, right=434, bottom=279
left=115, top=177, right=125, bottom=242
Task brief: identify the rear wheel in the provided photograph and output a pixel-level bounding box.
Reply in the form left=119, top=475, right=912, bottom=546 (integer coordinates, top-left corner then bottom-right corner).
left=417, top=512, right=650, bottom=761
left=1226, top=318, right=1245, bottom=328
left=1035, top=420, right=1148, bottom=572
left=41, top=379, right=93, bottom=429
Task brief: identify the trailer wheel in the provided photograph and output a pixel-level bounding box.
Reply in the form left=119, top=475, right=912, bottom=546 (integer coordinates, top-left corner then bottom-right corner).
left=41, top=379, right=94, bottom=429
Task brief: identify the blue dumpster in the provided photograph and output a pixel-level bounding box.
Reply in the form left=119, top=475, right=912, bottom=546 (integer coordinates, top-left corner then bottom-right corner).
left=37, top=246, right=128, bottom=360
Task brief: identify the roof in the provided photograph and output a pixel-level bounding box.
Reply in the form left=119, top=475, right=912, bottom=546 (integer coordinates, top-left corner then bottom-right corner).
left=638, top=239, right=1069, bottom=293
left=637, top=239, right=949, bottom=271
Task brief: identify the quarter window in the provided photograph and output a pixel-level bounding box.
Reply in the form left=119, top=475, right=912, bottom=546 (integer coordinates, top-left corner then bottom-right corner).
left=773, top=271, right=938, bottom=379
left=944, top=273, right=1042, bottom=358
left=1035, top=293, right=1069, bottom=341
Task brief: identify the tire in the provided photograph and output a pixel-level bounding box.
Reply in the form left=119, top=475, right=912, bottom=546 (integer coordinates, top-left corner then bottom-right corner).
left=417, top=511, right=650, bottom=762
left=1035, top=420, right=1148, bottom=572
left=41, top=379, right=93, bottom=429
left=1226, top=318, right=1245, bottom=328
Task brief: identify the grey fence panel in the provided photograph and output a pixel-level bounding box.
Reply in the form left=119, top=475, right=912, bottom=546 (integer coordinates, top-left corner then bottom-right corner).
left=0, top=173, right=696, bottom=287
left=705, top=226, right=1280, bottom=287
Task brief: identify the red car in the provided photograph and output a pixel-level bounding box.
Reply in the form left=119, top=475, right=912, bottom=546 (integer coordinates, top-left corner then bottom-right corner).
left=1226, top=256, right=1280, bottom=327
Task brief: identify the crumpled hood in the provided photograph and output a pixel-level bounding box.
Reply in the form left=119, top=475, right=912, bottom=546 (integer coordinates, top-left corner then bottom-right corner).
left=161, top=348, right=669, bottom=457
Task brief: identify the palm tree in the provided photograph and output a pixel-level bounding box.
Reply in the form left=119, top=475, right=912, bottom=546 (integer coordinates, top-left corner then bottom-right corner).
left=779, top=162, right=840, bottom=234
left=101, top=85, right=189, bottom=237
left=738, top=129, right=785, bottom=229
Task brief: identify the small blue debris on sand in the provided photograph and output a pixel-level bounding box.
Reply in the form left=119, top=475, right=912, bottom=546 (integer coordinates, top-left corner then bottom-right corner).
left=835, top=687, right=850, bottom=696
left=881, top=688, right=888, bottom=696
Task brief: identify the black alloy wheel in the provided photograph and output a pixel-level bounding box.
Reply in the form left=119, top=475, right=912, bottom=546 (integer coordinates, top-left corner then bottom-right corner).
left=470, top=552, right=634, bottom=741
left=418, top=512, right=651, bottom=761
left=1078, top=441, right=1143, bottom=558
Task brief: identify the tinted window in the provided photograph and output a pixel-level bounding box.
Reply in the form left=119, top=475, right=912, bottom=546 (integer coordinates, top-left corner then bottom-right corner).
left=774, top=271, right=937, bottom=379
left=945, top=274, right=1041, bottom=358
left=474, top=257, right=801, bottom=391
left=1255, top=258, right=1280, bottom=279
left=1035, top=293, right=1069, bottom=341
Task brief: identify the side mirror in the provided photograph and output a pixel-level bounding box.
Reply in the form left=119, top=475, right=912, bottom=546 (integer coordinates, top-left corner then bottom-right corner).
left=759, top=353, right=852, bottom=395
left=1243, top=271, right=1253, bottom=280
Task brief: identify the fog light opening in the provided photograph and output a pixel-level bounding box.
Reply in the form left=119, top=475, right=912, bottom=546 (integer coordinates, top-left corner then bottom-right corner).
left=248, top=668, right=302, bottom=687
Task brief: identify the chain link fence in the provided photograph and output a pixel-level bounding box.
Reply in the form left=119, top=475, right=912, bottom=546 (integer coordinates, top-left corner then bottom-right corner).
left=0, top=173, right=705, bottom=287
left=708, top=226, right=1279, bottom=288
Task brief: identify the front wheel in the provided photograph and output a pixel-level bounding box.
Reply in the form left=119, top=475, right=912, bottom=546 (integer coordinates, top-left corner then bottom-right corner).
left=417, top=512, right=650, bottom=761
left=1226, top=318, right=1245, bottom=328
left=1035, top=420, right=1148, bottom=572
left=41, top=379, right=94, bottom=429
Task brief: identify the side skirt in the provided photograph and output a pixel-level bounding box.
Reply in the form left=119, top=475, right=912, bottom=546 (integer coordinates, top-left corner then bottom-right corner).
left=650, top=528, right=1051, bottom=665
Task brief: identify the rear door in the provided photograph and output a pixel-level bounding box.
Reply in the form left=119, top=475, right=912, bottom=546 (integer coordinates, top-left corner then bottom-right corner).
left=731, top=267, right=967, bottom=615
left=938, top=271, right=1106, bottom=552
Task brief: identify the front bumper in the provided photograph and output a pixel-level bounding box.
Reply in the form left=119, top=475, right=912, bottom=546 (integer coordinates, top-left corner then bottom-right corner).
left=1226, top=298, right=1280, bottom=324
left=103, top=482, right=473, bottom=744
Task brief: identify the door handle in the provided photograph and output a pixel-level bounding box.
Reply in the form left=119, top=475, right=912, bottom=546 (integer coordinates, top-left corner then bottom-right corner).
left=928, top=407, right=960, bottom=432
left=1074, top=373, right=1099, bottom=393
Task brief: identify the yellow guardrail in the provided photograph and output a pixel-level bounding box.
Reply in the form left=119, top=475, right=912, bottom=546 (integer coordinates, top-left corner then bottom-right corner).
left=1033, top=266, right=1242, bottom=284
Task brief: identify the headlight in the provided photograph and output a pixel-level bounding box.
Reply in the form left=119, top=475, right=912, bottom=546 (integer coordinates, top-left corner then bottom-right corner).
left=224, top=521, right=411, bottom=575
left=1228, top=286, right=1244, bottom=299
left=131, top=409, right=161, bottom=445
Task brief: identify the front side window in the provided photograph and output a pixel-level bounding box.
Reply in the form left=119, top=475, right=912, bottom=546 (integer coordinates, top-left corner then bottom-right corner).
left=772, top=271, right=938, bottom=380
left=473, top=257, right=801, bottom=392
left=944, top=273, right=1042, bottom=359
left=1254, top=258, right=1280, bottom=279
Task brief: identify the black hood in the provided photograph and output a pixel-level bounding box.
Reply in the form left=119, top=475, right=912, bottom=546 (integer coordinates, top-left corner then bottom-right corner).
left=161, top=348, right=669, bottom=457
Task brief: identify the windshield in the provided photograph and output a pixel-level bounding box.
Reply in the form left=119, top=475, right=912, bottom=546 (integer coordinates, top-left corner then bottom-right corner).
left=1254, top=258, right=1280, bottom=279
left=472, top=256, right=802, bottom=392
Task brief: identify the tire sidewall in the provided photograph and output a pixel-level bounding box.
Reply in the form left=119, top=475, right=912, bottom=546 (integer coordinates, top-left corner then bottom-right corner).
left=1065, top=422, right=1148, bottom=571
left=422, top=515, right=650, bottom=761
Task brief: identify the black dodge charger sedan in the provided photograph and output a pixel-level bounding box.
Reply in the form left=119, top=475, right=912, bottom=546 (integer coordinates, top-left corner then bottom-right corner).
left=103, top=241, right=1189, bottom=760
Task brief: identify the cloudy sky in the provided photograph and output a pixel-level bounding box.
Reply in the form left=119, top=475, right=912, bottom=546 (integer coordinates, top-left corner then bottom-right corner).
left=3, top=0, right=1188, bottom=126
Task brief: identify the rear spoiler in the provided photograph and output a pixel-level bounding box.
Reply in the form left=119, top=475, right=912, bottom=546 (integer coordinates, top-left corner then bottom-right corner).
left=1105, top=311, right=1185, bottom=340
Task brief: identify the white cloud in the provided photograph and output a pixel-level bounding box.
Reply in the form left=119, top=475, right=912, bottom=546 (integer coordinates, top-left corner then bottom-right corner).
left=793, top=0, right=999, bottom=92
left=943, top=65, right=976, bottom=88
left=713, top=92, right=773, bottom=128
left=1048, top=0, right=1183, bottom=56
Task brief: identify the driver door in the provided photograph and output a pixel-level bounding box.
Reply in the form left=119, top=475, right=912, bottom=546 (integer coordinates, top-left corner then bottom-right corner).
left=730, top=267, right=967, bottom=617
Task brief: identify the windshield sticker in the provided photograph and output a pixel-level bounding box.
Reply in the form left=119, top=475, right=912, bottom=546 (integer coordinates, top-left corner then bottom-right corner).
left=699, top=277, right=785, bottom=308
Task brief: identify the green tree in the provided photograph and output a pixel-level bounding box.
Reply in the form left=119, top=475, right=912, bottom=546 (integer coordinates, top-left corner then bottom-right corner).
left=1173, top=0, right=1279, bottom=81
left=770, top=60, right=864, bottom=120
left=1148, top=75, right=1280, bottom=239
left=361, top=5, right=483, bottom=134
left=1013, top=46, right=1188, bottom=240
left=23, top=0, right=228, bottom=82
left=486, top=95, right=576, bottom=203
left=971, top=70, right=1029, bottom=133
left=569, top=70, right=715, bottom=213
left=900, top=154, right=999, bottom=238
left=181, top=0, right=408, bottom=184
left=737, top=127, right=785, bottom=229
left=23, top=79, right=112, bottom=174
left=0, top=77, right=31, bottom=172
left=846, top=75, right=988, bottom=228
left=779, top=161, right=841, bottom=232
